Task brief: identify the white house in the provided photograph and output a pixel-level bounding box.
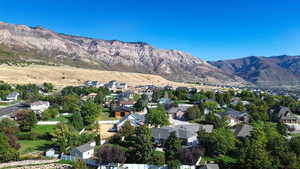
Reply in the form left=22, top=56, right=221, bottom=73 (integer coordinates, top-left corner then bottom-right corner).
left=30, top=101, right=50, bottom=114
left=114, top=113, right=145, bottom=131
left=116, top=82, right=128, bottom=90
left=6, top=92, right=20, bottom=101
left=70, top=141, right=96, bottom=159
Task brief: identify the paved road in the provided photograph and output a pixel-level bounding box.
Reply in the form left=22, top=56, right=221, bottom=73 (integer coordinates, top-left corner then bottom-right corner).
left=0, top=103, right=27, bottom=118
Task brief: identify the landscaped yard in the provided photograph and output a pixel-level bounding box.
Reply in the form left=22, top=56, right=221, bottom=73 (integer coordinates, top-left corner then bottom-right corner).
left=17, top=125, right=56, bottom=155
left=18, top=139, right=52, bottom=155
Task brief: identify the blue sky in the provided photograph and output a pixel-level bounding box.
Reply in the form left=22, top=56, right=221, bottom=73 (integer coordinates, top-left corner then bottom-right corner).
left=1, top=0, right=300, bottom=60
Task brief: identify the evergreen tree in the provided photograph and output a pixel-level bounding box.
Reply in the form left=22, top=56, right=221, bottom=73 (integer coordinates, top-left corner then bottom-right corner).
left=164, top=131, right=182, bottom=161
left=119, top=120, right=135, bottom=138
left=134, top=126, right=154, bottom=163
left=81, top=100, right=101, bottom=125
left=71, top=112, right=84, bottom=131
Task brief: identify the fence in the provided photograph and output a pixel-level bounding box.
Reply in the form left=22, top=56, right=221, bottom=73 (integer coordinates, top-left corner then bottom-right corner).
left=61, top=155, right=195, bottom=169
left=60, top=154, right=98, bottom=166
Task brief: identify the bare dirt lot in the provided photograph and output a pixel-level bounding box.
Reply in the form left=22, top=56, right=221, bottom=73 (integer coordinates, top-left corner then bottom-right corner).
left=0, top=65, right=217, bottom=89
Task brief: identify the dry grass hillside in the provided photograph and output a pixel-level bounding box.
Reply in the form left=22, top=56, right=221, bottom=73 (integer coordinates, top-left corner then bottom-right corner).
left=0, top=65, right=217, bottom=89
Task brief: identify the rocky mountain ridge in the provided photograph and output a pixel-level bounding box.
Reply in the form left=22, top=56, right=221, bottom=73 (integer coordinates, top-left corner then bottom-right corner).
left=0, top=22, right=244, bottom=85
left=210, top=55, right=300, bottom=87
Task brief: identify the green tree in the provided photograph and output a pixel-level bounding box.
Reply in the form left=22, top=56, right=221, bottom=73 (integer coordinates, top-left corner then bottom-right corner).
left=0, top=118, right=19, bottom=134
left=16, top=110, right=37, bottom=131
left=71, top=112, right=84, bottom=131
left=51, top=123, right=78, bottom=153
left=134, top=126, right=154, bottom=163
left=290, top=136, right=300, bottom=156
left=186, top=106, right=202, bottom=120
left=203, top=101, right=218, bottom=112
left=190, top=93, right=207, bottom=102
left=63, top=93, right=81, bottom=114
left=235, top=101, right=245, bottom=112
left=43, top=82, right=54, bottom=93
left=0, top=133, right=19, bottom=162
left=238, top=126, right=272, bottom=169
left=145, top=106, right=169, bottom=127
left=199, top=128, right=236, bottom=156
left=134, top=97, right=148, bottom=111
left=167, top=160, right=181, bottom=169
left=41, top=106, right=59, bottom=120
left=81, top=100, right=101, bottom=125
left=119, top=120, right=135, bottom=138
left=94, top=92, right=105, bottom=104
left=164, top=131, right=182, bottom=161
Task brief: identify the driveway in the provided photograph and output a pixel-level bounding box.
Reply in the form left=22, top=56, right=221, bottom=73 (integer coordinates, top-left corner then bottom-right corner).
left=0, top=102, right=27, bottom=119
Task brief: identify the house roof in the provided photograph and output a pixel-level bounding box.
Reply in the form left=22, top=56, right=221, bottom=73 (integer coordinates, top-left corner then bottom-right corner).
left=31, top=101, right=49, bottom=106
left=6, top=91, right=19, bottom=98
left=234, top=124, right=253, bottom=137
left=152, top=124, right=213, bottom=140
left=221, top=109, right=247, bottom=119
left=277, top=106, right=292, bottom=119
left=73, top=142, right=94, bottom=153
left=113, top=107, right=131, bottom=112
left=116, top=113, right=145, bottom=126
left=167, top=105, right=192, bottom=114
left=200, top=164, right=220, bottom=169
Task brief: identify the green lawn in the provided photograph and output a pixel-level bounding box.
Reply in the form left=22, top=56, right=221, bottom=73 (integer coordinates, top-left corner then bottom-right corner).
left=32, top=125, right=56, bottom=134
left=96, top=108, right=118, bottom=121
left=48, top=115, right=70, bottom=122
left=17, top=125, right=56, bottom=155
left=18, top=139, right=52, bottom=155
left=202, top=155, right=237, bottom=165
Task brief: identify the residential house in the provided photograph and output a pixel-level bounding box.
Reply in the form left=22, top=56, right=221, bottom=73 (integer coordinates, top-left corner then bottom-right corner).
left=70, top=142, right=96, bottom=159
left=116, top=83, right=128, bottom=90
left=112, top=107, right=131, bottom=118
left=105, top=80, right=117, bottom=91
left=84, top=80, right=104, bottom=88
left=199, top=164, right=220, bottom=169
left=114, top=113, right=145, bottom=131
left=143, top=88, right=154, bottom=101
left=270, top=106, right=300, bottom=125
left=118, top=100, right=135, bottom=108
left=167, top=104, right=193, bottom=120
left=6, top=92, right=19, bottom=101
left=233, top=124, right=253, bottom=138
left=152, top=124, right=213, bottom=146
left=158, top=98, right=173, bottom=106
left=218, top=109, right=249, bottom=126
left=81, top=93, right=98, bottom=101
left=30, top=101, right=50, bottom=115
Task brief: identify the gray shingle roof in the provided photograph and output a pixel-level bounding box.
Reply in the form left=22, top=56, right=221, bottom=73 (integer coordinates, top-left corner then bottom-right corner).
left=73, top=143, right=94, bottom=153
left=152, top=124, right=213, bottom=140
left=234, top=124, right=253, bottom=137
left=200, top=164, right=220, bottom=169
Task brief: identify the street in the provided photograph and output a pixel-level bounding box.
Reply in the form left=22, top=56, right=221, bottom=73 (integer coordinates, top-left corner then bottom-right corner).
left=0, top=103, right=27, bottom=119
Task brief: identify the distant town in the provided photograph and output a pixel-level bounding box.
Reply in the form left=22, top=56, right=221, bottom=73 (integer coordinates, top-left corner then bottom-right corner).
left=0, top=79, right=300, bottom=169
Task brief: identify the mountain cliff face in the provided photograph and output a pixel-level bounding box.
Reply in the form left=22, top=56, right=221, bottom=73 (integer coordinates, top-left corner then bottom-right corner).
left=209, top=55, right=300, bottom=86
left=0, top=22, right=244, bottom=85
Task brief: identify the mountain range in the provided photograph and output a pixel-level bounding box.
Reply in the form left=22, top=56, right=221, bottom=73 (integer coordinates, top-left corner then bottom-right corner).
left=210, top=55, right=300, bottom=87
left=0, top=21, right=299, bottom=87
left=0, top=22, right=244, bottom=85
